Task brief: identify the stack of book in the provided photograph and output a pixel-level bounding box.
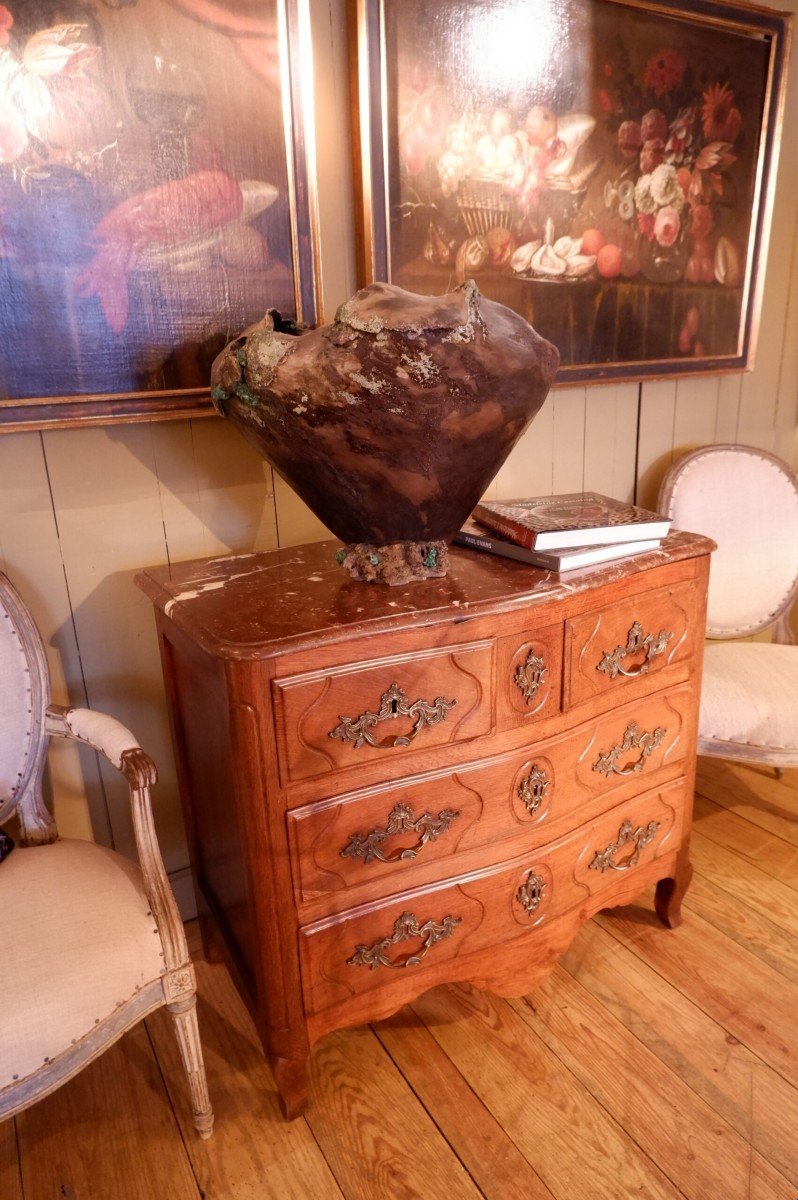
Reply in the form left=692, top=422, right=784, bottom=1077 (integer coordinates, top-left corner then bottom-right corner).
left=455, top=492, right=671, bottom=572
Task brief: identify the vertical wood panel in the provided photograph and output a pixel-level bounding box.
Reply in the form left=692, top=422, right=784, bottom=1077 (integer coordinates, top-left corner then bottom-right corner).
left=552, top=388, right=587, bottom=494
left=583, top=383, right=639, bottom=503
left=634, top=380, right=677, bottom=510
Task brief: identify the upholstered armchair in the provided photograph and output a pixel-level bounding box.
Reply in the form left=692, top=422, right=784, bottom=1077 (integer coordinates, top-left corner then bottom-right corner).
left=658, top=444, right=798, bottom=769
left=0, top=572, right=213, bottom=1137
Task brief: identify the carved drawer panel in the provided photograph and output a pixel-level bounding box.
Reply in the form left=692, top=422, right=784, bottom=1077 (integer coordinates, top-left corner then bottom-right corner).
left=287, top=684, right=691, bottom=909
left=272, top=639, right=495, bottom=785
left=299, top=780, right=684, bottom=1019
left=564, top=580, right=697, bottom=709
left=495, top=622, right=563, bottom=728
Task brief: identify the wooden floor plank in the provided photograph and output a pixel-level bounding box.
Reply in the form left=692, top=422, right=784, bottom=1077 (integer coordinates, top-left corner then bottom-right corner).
left=0, top=1119, right=22, bottom=1200
left=15, top=1022, right=200, bottom=1200
left=375, top=1008, right=556, bottom=1200
left=512, top=966, right=795, bottom=1200
left=146, top=958, right=344, bottom=1200
left=690, top=832, right=798, bottom=932
left=412, top=984, right=685, bottom=1200
left=597, top=900, right=798, bottom=1088
left=685, top=871, right=798, bottom=984
left=692, top=793, right=798, bottom=891
left=561, top=919, right=798, bottom=1185
left=305, top=1023, right=483, bottom=1200
left=695, top=761, right=798, bottom=849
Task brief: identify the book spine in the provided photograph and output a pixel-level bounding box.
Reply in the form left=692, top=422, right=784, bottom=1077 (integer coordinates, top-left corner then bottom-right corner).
left=472, top=506, right=535, bottom=549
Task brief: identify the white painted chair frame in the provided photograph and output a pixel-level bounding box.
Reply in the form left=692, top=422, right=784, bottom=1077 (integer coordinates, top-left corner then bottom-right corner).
left=659, top=443, right=798, bottom=770
left=0, top=573, right=213, bottom=1137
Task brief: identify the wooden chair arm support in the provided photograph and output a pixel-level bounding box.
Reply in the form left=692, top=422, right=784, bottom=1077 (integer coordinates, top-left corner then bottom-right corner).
left=45, top=704, right=189, bottom=974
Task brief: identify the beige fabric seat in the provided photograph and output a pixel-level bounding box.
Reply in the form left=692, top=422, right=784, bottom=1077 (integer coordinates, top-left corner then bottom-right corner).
left=700, top=642, right=798, bottom=758
left=1, top=840, right=165, bottom=1089
left=0, top=571, right=213, bottom=1137
left=659, top=445, right=798, bottom=769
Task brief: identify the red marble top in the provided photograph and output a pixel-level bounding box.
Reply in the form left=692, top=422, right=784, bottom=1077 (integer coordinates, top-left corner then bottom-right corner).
left=136, top=531, right=714, bottom=660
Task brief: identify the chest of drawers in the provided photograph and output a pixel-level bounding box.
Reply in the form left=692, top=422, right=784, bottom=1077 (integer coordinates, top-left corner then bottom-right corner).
left=138, top=531, right=712, bottom=1118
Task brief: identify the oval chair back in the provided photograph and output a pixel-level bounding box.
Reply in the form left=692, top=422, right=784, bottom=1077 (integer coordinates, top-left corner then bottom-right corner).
left=0, top=575, right=50, bottom=831
left=658, top=445, right=798, bottom=641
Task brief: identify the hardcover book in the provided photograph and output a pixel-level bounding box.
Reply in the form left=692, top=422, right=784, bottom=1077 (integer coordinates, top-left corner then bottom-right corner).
left=472, top=492, right=671, bottom=550
left=454, top=521, right=662, bottom=571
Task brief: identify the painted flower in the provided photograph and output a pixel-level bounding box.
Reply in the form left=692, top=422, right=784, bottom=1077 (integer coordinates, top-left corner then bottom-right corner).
left=598, top=87, right=613, bottom=115
left=0, top=6, right=12, bottom=48
left=22, top=24, right=99, bottom=78
left=702, top=81, right=742, bottom=142
left=643, top=49, right=686, bottom=97
left=665, top=106, right=697, bottom=163
left=617, top=119, right=642, bottom=158
left=637, top=211, right=656, bottom=240
left=640, top=138, right=665, bottom=174
left=649, top=162, right=684, bottom=210
left=0, top=98, right=26, bottom=161
left=654, top=205, right=681, bottom=247
left=634, top=174, right=658, bottom=215
left=641, top=108, right=668, bottom=143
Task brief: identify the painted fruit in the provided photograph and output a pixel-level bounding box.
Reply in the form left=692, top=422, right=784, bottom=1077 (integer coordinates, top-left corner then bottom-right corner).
left=715, top=236, right=742, bottom=287
left=455, top=234, right=489, bottom=282
left=678, top=328, right=692, bottom=353
left=490, top=108, right=514, bottom=140
left=685, top=306, right=700, bottom=336
left=597, top=243, right=622, bottom=278
left=486, top=226, right=518, bottom=268
left=581, top=227, right=606, bottom=256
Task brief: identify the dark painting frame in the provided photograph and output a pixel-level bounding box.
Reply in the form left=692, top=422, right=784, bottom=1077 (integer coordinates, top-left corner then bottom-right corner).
left=350, top=0, right=791, bottom=385
left=0, top=0, right=320, bottom=431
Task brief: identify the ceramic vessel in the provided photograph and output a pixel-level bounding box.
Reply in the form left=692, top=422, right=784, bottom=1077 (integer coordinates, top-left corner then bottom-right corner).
left=211, top=280, right=559, bottom=583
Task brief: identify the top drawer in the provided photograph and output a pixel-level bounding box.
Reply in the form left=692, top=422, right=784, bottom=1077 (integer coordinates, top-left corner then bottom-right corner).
left=564, top=580, right=697, bottom=709
left=273, top=639, right=494, bottom=784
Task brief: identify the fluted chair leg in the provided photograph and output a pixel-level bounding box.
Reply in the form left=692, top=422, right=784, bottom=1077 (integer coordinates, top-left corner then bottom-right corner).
left=168, top=993, right=214, bottom=1139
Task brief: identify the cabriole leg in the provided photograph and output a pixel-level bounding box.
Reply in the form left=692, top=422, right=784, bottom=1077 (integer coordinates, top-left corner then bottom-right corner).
left=655, top=858, right=694, bottom=929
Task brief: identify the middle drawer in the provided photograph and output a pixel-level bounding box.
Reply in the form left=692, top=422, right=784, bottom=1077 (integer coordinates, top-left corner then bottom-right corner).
left=288, top=682, right=691, bottom=910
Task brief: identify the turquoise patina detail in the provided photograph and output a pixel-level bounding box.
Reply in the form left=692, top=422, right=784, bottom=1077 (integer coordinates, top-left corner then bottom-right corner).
left=211, top=385, right=228, bottom=404
left=423, top=545, right=439, bottom=568
left=335, top=548, right=346, bottom=564
left=369, top=553, right=380, bottom=566
left=234, top=381, right=258, bottom=407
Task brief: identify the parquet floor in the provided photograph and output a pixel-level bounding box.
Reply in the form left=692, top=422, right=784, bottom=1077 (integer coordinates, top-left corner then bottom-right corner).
left=4, top=758, right=798, bottom=1200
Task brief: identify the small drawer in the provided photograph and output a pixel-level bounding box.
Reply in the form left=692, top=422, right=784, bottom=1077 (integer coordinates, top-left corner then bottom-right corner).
left=272, top=639, right=495, bottom=785
left=288, top=684, right=690, bottom=907
left=496, top=622, right=563, bottom=728
left=298, top=781, right=684, bottom=1018
left=564, top=580, right=697, bottom=708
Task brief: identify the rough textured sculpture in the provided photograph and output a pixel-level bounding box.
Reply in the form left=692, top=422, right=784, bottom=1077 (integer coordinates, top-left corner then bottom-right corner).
left=211, top=280, right=559, bottom=584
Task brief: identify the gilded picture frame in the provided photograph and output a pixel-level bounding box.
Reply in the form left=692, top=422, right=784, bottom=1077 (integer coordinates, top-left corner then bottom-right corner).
left=350, top=0, right=791, bottom=384
left=0, top=0, right=320, bottom=431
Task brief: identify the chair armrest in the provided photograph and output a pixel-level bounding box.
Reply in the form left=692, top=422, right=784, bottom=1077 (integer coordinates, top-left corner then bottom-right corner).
left=46, top=705, right=157, bottom=786
left=46, top=703, right=188, bottom=973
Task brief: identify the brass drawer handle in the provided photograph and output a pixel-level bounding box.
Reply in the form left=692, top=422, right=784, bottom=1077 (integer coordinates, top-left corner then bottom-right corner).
left=329, top=682, right=457, bottom=750
left=594, top=720, right=666, bottom=778
left=347, top=910, right=461, bottom=970
left=589, top=818, right=661, bottom=872
left=341, top=802, right=461, bottom=865
left=514, top=651, right=547, bottom=703
left=597, top=621, right=674, bottom=679
left=516, top=870, right=546, bottom=916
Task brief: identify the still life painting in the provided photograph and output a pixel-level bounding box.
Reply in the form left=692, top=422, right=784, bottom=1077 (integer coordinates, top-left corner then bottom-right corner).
left=352, top=0, right=790, bottom=382
left=0, top=0, right=318, bottom=428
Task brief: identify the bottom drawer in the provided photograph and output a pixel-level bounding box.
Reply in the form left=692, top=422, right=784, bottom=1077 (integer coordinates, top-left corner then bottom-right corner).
left=299, top=779, right=685, bottom=1019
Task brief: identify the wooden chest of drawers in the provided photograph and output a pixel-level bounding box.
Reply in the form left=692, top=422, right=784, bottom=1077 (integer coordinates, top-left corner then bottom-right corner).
left=138, top=531, right=712, bottom=1118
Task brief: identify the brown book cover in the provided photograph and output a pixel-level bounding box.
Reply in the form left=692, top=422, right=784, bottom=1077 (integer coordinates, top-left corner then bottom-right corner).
left=472, top=492, right=671, bottom=550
